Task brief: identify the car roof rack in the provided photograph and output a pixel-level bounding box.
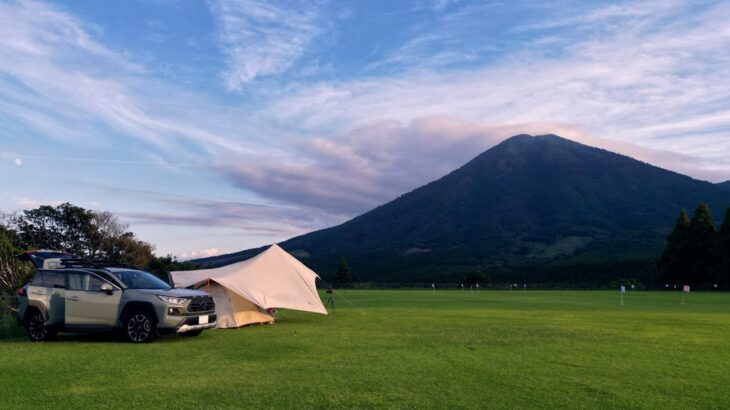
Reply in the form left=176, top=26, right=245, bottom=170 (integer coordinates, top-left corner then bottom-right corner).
left=60, top=258, right=138, bottom=270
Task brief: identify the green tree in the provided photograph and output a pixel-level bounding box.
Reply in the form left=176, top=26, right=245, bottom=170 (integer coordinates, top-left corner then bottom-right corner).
left=16, top=203, right=94, bottom=255
left=0, top=227, right=34, bottom=292
left=88, top=211, right=129, bottom=258
left=8, top=204, right=156, bottom=269
left=658, top=209, right=691, bottom=284
left=148, top=255, right=198, bottom=284
left=687, top=203, right=716, bottom=283
left=101, top=232, right=155, bottom=269
left=334, top=258, right=353, bottom=288
left=715, top=208, right=730, bottom=284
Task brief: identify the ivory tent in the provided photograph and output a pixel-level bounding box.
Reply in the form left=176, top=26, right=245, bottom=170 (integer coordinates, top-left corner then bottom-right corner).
left=170, top=244, right=327, bottom=328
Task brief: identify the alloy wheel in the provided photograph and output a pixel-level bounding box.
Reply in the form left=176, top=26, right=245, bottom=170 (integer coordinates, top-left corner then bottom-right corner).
left=127, top=314, right=152, bottom=343
left=28, top=313, right=47, bottom=341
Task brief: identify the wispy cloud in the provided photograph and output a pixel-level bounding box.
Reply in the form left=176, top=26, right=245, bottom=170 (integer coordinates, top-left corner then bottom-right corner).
left=255, top=0, right=730, bottom=182
left=0, top=0, right=254, bottom=161
left=208, top=0, right=328, bottom=90
left=77, top=181, right=340, bottom=236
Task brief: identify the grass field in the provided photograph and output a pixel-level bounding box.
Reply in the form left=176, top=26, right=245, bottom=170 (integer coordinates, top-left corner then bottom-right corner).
left=1, top=290, right=729, bottom=409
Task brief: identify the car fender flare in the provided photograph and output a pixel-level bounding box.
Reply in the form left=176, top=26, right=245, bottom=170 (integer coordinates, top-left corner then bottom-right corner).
left=119, top=301, right=159, bottom=324
left=25, top=301, right=48, bottom=321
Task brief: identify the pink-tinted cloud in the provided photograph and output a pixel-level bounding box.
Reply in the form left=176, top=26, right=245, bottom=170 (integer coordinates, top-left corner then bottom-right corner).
left=215, top=116, right=722, bottom=216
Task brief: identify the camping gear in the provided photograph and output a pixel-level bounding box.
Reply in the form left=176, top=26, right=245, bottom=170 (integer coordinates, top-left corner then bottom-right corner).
left=170, top=244, right=327, bottom=328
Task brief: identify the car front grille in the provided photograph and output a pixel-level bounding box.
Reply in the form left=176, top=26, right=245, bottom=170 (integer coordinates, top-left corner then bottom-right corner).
left=188, top=296, right=215, bottom=313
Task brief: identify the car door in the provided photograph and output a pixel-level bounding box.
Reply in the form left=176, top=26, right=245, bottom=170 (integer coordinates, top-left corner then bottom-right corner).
left=64, top=271, right=123, bottom=329
left=43, top=271, right=66, bottom=326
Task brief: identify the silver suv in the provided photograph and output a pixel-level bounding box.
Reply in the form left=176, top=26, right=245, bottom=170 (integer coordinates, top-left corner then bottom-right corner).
left=16, top=257, right=216, bottom=343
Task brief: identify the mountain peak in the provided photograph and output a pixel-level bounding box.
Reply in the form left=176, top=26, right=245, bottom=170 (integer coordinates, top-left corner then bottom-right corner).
left=500, top=133, right=573, bottom=143
left=491, top=133, right=587, bottom=153
left=199, top=133, right=730, bottom=283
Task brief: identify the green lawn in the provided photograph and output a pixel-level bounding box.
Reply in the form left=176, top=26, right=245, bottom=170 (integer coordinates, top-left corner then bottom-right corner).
left=1, top=290, right=729, bottom=409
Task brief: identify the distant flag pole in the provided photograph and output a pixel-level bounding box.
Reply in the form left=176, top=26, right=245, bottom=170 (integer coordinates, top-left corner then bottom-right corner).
left=619, top=285, right=625, bottom=305
left=682, top=285, right=690, bottom=305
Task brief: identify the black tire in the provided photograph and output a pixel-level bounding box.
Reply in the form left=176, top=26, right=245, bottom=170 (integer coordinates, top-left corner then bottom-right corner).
left=180, top=330, right=203, bottom=337
left=123, top=310, right=157, bottom=343
left=25, top=309, right=55, bottom=342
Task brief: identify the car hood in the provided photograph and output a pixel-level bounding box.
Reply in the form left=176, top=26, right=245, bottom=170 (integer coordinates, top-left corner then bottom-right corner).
left=135, top=288, right=209, bottom=297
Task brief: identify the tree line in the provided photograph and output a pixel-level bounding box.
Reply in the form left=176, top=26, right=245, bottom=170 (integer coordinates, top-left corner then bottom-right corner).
left=0, top=203, right=191, bottom=292
left=658, top=203, right=730, bottom=285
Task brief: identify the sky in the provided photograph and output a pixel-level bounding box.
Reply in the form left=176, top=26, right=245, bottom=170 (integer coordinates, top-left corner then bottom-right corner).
left=0, top=0, right=729, bottom=259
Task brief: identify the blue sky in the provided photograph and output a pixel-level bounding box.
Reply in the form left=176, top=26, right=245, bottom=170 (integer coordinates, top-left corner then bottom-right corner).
left=1, top=0, right=729, bottom=259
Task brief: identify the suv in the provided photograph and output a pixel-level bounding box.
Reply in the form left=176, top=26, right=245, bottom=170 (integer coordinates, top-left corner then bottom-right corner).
left=16, top=254, right=216, bottom=343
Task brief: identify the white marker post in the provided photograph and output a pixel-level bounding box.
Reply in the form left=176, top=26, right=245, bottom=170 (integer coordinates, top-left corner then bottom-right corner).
left=432, top=283, right=435, bottom=294
left=476, top=283, right=479, bottom=292
left=619, top=285, right=625, bottom=305
left=682, top=285, right=690, bottom=305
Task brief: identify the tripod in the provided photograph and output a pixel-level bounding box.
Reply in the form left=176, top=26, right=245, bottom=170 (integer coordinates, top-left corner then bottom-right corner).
left=325, top=289, right=335, bottom=312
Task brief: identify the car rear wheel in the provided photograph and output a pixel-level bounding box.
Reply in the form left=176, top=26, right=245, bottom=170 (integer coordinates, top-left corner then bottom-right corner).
left=124, top=311, right=157, bottom=343
left=25, top=310, right=55, bottom=342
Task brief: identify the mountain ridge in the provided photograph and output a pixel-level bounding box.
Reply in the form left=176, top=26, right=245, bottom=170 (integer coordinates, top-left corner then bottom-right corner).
left=194, top=134, right=730, bottom=283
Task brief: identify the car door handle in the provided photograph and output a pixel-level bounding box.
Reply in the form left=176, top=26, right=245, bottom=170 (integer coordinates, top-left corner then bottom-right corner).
left=66, top=296, right=80, bottom=301
left=30, top=291, right=44, bottom=295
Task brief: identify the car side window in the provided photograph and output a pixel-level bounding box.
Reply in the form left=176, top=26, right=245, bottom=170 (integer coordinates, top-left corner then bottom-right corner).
left=31, top=272, right=44, bottom=286
left=87, top=275, right=103, bottom=291
left=44, top=271, right=65, bottom=288
left=66, top=272, right=87, bottom=291
left=66, top=271, right=110, bottom=292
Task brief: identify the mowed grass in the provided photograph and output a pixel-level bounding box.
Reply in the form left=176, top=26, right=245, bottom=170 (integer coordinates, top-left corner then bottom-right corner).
left=1, top=290, right=730, bottom=409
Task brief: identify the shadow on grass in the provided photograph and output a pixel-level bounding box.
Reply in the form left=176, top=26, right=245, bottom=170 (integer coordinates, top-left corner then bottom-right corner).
left=0, top=330, right=218, bottom=344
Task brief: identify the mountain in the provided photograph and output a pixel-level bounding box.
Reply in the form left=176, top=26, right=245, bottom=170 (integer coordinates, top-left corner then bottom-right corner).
left=195, top=134, right=730, bottom=283
left=719, top=181, right=730, bottom=190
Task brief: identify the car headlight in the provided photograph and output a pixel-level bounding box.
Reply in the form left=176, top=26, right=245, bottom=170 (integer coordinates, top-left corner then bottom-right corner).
left=157, top=295, right=190, bottom=305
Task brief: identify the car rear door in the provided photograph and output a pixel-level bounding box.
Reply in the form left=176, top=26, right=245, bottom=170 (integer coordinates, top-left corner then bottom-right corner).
left=64, top=271, right=122, bottom=328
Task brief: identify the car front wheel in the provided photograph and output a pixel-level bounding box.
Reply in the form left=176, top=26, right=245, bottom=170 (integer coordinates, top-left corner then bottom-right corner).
left=124, top=311, right=157, bottom=343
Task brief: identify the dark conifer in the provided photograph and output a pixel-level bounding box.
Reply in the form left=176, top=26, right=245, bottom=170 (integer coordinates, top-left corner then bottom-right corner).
left=658, top=209, right=691, bottom=284
left=334, top=258, right=353, bottom=288
left=715, top=208, right=730, bottom=284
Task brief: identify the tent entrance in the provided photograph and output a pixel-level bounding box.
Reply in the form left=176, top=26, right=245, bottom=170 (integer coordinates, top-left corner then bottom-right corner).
left=201, top=282, right=274, bottom=328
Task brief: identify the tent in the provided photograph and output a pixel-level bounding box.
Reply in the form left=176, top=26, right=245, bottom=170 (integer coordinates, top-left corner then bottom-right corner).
left=170, top=244, right=327, bottom=328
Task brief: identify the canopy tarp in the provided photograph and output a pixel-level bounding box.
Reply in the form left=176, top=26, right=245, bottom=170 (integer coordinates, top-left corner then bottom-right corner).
left=170, top=244, right=327, bottom=327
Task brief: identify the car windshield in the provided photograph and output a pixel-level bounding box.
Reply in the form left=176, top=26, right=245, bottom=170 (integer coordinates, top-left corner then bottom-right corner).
left=110, top=270, right=170, bottom=290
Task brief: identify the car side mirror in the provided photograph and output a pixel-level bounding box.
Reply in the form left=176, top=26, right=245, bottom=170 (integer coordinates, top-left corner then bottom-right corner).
left=101, top=282, right=114, bottom=295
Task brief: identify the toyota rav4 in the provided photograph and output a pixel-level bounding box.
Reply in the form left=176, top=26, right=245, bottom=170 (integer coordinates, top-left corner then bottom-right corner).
left=16, top=254, right=216, bottom=343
